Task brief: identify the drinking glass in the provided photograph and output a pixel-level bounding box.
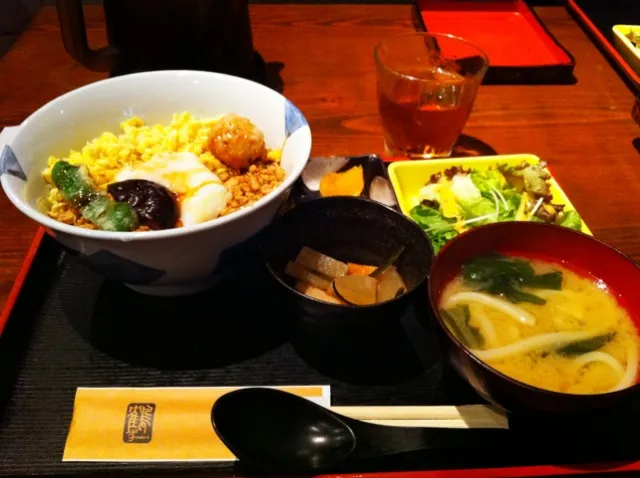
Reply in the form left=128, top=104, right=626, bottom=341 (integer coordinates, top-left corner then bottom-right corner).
left=375, top=33, right=489, bottom=159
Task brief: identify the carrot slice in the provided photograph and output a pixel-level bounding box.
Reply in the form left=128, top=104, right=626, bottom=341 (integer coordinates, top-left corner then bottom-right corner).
left=347, top=263, right=377, bottom=276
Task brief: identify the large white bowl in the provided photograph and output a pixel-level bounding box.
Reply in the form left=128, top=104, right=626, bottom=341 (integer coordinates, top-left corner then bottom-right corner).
left=0, top=70, right=312, bottom=296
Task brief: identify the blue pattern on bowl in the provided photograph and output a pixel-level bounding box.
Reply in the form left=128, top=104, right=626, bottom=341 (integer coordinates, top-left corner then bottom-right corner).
left=285, top=100, right=308, bottom=138
left=80, top=250, right=166, bottom=285
left=0, top=145, right=26, bottom=181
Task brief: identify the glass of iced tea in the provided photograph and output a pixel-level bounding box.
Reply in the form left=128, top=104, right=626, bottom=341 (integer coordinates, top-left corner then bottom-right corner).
left=375, top=33, right=489, bottom=159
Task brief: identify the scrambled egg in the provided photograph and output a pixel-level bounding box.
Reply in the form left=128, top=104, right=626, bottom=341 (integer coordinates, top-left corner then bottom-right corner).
left=43, top=113, right=226, bottom=188
left=41, top=112, right=285, bottom=229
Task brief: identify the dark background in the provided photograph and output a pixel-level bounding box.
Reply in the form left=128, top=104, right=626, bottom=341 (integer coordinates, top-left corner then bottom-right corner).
left=0, top=0, right=411, bottom=57
left=0, top=0, right=565, bottom=59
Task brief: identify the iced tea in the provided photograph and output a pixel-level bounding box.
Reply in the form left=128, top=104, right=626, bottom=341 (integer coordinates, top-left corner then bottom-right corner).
left=375, top=34, right=488, bottom=159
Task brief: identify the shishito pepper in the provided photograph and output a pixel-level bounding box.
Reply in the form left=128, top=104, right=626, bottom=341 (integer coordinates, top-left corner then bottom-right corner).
left=51, top=160, right=139, bottom=232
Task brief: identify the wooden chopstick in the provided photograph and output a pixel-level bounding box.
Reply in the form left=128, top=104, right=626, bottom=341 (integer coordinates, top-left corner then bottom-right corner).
left=363, top=419, right=505, bottom=429
left=330, top=405, right=509, bottom=429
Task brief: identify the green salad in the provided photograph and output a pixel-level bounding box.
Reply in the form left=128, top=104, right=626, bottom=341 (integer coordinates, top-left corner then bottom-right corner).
left=409, top=162, right=583, bottom=253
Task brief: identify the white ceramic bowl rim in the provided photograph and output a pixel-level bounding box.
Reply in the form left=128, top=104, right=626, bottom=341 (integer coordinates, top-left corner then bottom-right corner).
left=1, top=70, right=311, bottom=243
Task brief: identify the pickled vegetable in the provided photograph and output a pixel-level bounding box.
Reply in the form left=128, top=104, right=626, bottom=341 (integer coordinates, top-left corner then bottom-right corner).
left=108, top=179, right=178, bottom=230
left=285, top=261, right=332, bottom=290
left=332, top=275, right=378, bottom=305
left=377, top=266, right=407, bottom=303
left=51, top=160, right=138, bottom=232
left=295, top=281, right=344, bottom=305
left=301, top=157, right=350, bottom=191
left=295, top=246, right=348, bottom=278
left=369, top=175, right=398, bottom=207
left=319, top=165, right=365, bottom=197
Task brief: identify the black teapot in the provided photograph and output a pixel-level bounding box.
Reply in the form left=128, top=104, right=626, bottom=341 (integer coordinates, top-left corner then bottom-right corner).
left=56, top=0, right=263, bottom=80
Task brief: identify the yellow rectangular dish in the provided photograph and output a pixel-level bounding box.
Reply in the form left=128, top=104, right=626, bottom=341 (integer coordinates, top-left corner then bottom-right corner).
left=612, top=25, right=640, bottom=77
left=387, top=154, right=591, bottom=249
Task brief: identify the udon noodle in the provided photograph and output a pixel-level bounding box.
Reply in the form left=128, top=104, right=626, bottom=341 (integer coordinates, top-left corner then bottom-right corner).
left=440, top=254, right=640, bottom=394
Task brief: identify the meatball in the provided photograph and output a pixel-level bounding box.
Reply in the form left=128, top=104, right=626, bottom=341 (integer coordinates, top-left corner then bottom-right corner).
left=209, top=114, right=267, bottom=170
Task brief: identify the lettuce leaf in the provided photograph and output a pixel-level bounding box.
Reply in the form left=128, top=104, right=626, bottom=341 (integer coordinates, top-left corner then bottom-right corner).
left=559, top=210, right=582, bottom=231
left=460, top=197, right=497, bottom=224
left=470, top=170, right=506, bottom=194
left=410, top=205, right=458, bottom=253
left=464, top=170, right=521, bottom=224
left=447, top=174, right=497, bottom=225
left=409, top=162, right=576, bottom=253
left=498, top=191, right=521, bottom=221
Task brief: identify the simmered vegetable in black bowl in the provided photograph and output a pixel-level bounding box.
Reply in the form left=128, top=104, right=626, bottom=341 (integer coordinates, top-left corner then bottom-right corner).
left=261, top=196, right=433, bottom=329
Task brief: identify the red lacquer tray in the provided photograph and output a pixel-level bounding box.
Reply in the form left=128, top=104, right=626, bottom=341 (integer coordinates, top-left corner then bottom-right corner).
left=415, top=0, right=576, bottom=84
left=567, top=0, right=640, bottom=94
left=319, top=464, right=640, bottom=478
left=0, top=227, right=44, bottom=338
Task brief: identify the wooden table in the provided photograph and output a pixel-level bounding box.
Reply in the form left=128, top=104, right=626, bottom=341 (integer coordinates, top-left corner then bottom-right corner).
left=0, top=4, right=638, bottom=321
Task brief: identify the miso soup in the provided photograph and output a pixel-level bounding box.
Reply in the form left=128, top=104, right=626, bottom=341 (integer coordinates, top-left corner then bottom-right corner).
left=439, top=253, right=640, bottom=394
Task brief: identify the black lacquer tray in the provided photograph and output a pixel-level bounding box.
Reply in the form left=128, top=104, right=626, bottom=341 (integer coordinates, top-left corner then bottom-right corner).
left=0, top=155, right=639, bottom=478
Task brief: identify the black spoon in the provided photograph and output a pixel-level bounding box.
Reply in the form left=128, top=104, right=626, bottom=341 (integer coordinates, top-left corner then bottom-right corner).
left=211, top=387, right=512, bottom=474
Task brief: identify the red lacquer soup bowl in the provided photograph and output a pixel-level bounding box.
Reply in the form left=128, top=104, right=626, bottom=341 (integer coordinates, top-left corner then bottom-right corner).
left=428, top=222, right=640, bottom=416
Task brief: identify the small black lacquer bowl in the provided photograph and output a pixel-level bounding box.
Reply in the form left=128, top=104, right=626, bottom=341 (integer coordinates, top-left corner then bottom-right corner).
left=261, top=197, right=433, bottom=329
